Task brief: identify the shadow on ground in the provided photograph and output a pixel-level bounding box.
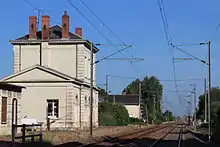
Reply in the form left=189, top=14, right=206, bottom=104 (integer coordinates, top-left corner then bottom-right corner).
left=0, top=131, right=219, bottom=147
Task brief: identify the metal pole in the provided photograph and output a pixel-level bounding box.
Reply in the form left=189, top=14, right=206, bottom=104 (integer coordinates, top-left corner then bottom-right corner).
left=193, top=84, right=197, bottom=130
left=204, top=78, right=207, bottom=123
left=153, top=95, right=156, bottom=124
left=139, top=82, right=141, bottom=128
left=208, top=41, right=211, bottom=142
left=90, top=42, right=94, bottom=137
left=106, top=75, right=108, bottom=94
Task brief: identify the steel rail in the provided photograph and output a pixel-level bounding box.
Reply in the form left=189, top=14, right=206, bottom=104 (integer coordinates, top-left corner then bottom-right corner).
left=177, top=125, right=183, bottom=147
left=76, top=123, right=175, bottom=147
left=149, top=126, right=176, bottom=147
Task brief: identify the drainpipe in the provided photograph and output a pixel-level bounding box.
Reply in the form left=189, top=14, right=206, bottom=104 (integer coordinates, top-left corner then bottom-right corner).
left=79, top=86, right=82, bottom=128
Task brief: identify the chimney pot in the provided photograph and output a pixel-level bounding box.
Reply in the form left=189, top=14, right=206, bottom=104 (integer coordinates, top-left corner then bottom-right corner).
left=75, top=28, right=82, bottom=37
left=42, top=16, right=50, bottom=40
left=62, top=11, right=70, bottom=38
left=29, top=16, right=37, bottom=39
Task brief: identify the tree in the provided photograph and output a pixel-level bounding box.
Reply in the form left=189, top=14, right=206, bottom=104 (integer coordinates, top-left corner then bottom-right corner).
left=122, top=75, right=163, bottom=123
left=122, top=79, right=140, bottom=94
left=98, top=87, right=108, bottom=102
left=197, top=87, right=220, bottom=122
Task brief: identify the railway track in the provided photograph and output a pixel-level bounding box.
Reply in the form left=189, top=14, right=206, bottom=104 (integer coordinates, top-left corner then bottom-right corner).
left=78, top=123, right=178, bottom=147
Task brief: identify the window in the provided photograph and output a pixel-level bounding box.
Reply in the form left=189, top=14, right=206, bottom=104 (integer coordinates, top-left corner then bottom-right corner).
left=47, top=100, right=59, bottom=118
left=85, top=97, right=87, bottom=105
left=75, top=95, right=78, bottom=105
left=1, top=97, right=7, bottom=124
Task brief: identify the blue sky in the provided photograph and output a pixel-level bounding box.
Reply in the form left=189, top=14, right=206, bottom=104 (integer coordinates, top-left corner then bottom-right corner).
left=1, top=0, right=220, bottom=116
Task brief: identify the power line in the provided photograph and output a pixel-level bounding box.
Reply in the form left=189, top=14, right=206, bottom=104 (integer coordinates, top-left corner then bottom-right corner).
left=79, top=0, right=137, bottom=61
left=108, top=75, right=138, bottom=79
left=210, top=23, right=220, bottom=42
left=79, top=0, right=127, bottom=46
left=68, top=0, right=141, bottom=76
left=94, top=45, right=133, bottom=64
left=23, top=0, right=61, bottom=26
left=157, top=0, right=179, bottom=99
left=171, top=44, right=207, bottom=65
left=108, top=75, right=203, bottom=82
left=175, top=43, right=202, bottom=47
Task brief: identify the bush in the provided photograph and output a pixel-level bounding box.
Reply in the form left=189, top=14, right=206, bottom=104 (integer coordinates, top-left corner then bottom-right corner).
left=129, top=117, right=145, bottom=125
left=99, top=113, right=118, bottom=126
left=98, top=102, right=130, bottom=126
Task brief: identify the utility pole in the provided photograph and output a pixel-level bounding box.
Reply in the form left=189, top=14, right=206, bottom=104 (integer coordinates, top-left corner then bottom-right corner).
left=208, top=41, right=211, bottom=142
left=90, top=42, right=94, bottom=137
left=193, top=84, right=196, bottom=130
left=153, top=94, right=156, bottom=124
left=139, top=82, right=141, bottom=128
left=204, top=78, right=207, bottom=123
left=106, top=75, right=109, bottom=94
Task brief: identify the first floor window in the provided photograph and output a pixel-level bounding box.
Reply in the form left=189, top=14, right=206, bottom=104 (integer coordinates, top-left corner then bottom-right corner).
left=47, top=99, right=59, bottom=118
left=1, top=97, right=7, bottom=124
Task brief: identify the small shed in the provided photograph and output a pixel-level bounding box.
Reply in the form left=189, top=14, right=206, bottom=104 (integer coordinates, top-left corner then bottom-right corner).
left=0, top=83, right=24, bottom=135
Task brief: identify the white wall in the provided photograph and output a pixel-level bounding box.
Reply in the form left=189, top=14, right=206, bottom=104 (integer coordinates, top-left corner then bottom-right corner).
left=11, top=82, right=80, bottom=128
left=14, top=43, right=97, bottom=84
left=125, top=105, right=140, bottom=118
left=14, top=45, right=40, bottom=73
left=49, top=44, right=77, bottom=78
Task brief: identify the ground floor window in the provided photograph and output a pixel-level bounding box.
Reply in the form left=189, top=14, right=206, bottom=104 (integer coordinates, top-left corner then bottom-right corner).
left=47, top=99, right=59, bottom=118
left=1, top=97, right=7, bottom=124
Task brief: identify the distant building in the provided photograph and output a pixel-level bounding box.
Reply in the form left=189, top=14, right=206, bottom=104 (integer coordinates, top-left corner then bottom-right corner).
left=107, top=95, right=140, bottom=118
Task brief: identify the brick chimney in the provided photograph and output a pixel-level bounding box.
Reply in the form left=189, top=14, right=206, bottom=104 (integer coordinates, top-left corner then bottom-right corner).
left=62, top=11, right=69, bottom=38
left=42, top=16, right=50, bottom=40
left=29, top=16, right=37, bottom=39
left=75, top=28, right=82, bottom=37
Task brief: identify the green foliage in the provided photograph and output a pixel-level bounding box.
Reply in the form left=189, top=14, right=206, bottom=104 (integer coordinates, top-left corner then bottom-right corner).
left=163, top=110, right=175, bottom=121
left=99, top=113, right=118, bottom=126
left=197, top=87, right=220, bottom=140
left=98, top=102, right=129, bottom=126
left=129, top=117, right=145, bottom=125
left=123, top=75, right=164, bottom=124
left=98, top=87, right=108, bottom=102
left=112, top=103, right=130, bottom=126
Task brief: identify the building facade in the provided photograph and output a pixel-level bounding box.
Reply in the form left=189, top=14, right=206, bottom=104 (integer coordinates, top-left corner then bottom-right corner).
left=0, top=83, right=24, bottom=135
left=0, top=11, right=99, bottom=134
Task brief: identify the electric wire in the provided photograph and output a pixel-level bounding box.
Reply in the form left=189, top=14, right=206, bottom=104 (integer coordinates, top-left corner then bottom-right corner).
left=157, top=0, right=179, bottom=100
left=23, top=0, right=61, bottom=25
left=79, top=0, right=127, bottom=46
left=210, top=23, right=220, bottom=42
left=68, top=0, right=141, bottom=75
left=171, top=44, right=208, bottom=65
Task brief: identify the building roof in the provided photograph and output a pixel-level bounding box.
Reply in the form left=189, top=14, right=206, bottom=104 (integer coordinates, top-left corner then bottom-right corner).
left=15, top=25, right=82, bottom=40
left=10, top=25, right=99, bottom=52
left=0, top=83, right=25, bottom=92
left=107, top=94, right=139, bottom=105
left=0, top=64, right=99, bottom=91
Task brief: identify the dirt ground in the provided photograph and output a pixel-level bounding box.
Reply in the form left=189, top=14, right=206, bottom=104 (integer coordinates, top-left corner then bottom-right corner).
left=0, top=125, right=153, bottom=146
left=43, top=125, right=150, bottom=145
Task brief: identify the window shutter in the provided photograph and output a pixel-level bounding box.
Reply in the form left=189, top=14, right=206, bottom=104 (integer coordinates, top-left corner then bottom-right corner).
left=1, top=97, right=7, bottom=124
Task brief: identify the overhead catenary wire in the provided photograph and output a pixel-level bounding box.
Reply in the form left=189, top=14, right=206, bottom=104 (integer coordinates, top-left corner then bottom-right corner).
left=79, top=0, right=136, bottom=60
left=23, top=0, right=61, bottom=25
left=67, top=0, right=141, bottom=76
left=157, top=0, right=179, bottom=98
left=94, top=45, right=133, bottom=64
left=79, top=0, right=127, bottom=46
left=171, top=44, right=208, bottom=65
left=210, top=23, right=220, bottom=42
